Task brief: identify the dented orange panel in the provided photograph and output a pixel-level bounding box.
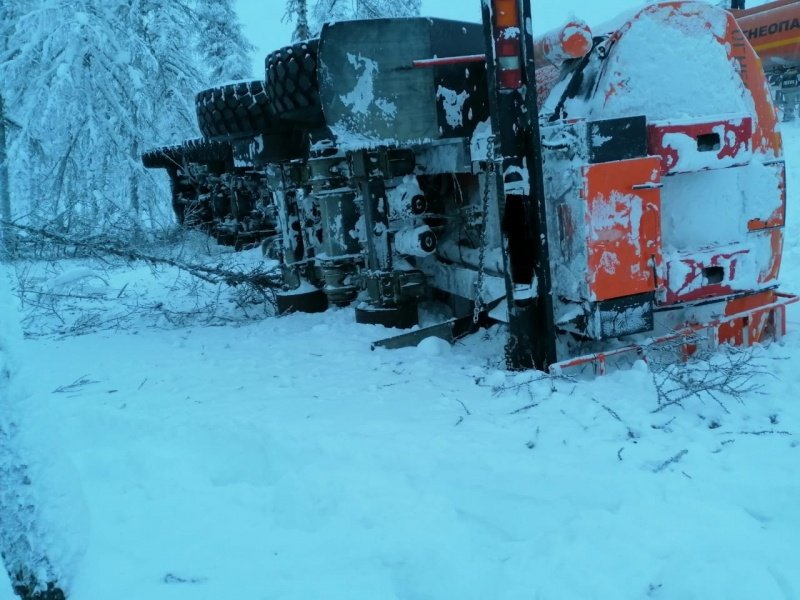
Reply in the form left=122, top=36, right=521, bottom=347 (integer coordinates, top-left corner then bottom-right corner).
left=758, top=228, right=784, bottom=285
left=583, top=157, right=663, bottom=302
left=726, top=15, right=783, bottom=157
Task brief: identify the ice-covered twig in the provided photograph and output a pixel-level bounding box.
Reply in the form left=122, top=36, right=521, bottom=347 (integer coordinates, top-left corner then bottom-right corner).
left=652, top=449, right=689, bottom=473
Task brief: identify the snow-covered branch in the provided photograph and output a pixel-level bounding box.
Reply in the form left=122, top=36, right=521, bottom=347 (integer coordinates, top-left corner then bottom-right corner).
left=5, top=222, right=282, bottom=292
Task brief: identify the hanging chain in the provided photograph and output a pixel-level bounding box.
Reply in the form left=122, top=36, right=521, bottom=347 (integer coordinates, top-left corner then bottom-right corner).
left=473, top=135, right=496, bottom=324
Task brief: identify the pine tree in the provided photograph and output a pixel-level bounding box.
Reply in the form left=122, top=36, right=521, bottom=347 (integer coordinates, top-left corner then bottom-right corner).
left=0, top=0, right=205, bottom=236
left=0, top=92, right=11, bottom=261
left=285, top=0, right=312, bottom=42
left=286, top=0, right=422, bottom=38
left=125, top=0, right=207, bottom=229
left=0, top=1, right=29, bottom=259
left=196, top=0, right=255, bottom=82
left=353, top=0, right=422, bottom=19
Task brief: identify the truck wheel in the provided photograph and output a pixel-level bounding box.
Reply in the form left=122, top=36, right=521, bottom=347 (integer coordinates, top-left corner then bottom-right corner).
left=141, top=144, right=185, bottom=169
left=195, top=81, right=271, bottom=140
left=265, top=40, right=324, bottom=124
left=181, top=138, right=232, bottom=166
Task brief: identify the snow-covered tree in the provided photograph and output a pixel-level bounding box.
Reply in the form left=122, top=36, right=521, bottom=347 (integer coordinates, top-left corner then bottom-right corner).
left=0, top=1, right=30, bottom=259
left=350, top=0, right=422, bottom=19
left=286, top=0, right=421, bottom=38
left=0, top=91, right=11, bottom=261
left=6, top=0, right=197, bottom=233
left=196, top=0, right=255, bottom=82
left=124, top=0, right=207, bottom=230
left=285, top=0, right=312, bottom=42
left=0, top=0, right=246, bottom=239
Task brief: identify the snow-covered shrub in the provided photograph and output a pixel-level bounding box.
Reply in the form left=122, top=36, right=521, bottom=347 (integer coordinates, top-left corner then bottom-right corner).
left=0, top=268, right=85, bottom=600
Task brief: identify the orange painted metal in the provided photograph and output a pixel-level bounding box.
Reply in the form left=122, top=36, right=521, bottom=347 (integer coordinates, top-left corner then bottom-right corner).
left=583, top=157, right=663, bottom=302
left=550, top=292, right=798, bottom=375
left=646, top=117, right=752, bottom=175
left=735, top=0, right=798, bottom=18
left=730, top=6, right=783, bottom=157
left=597, top=2, right=783, bottom=156
left=758, top=228, right=785, bottom=284
left=536, top=2, right=791, bottom=369
left=665, top=248, right=751, bottom=304
left=718, top=290, right=776, bottom=345
left=533, top=20, right=593, bottom=67
left=735, top=0, right=800, bottom=69
left=493, top=0, right=519, bottom=28
left=727, top=10, right=786, bottom=157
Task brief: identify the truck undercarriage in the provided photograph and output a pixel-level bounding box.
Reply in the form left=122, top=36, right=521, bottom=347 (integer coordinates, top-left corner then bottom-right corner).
left=144, top=1, right=798, bottom=372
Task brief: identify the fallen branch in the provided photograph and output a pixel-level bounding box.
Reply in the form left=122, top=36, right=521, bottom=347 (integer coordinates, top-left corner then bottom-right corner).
left=509, top=402, right=540, bottom=415
left=647, top=342, right=768, bottom=414
left=653, top=449, right=689, bottom=473
left=721, top=430, right=792, bottom=437
left=52, top=375, right=99, bottom=394
left=4, top=222, right=281, bottom=292
left=591, top=397, right=638, bottom=440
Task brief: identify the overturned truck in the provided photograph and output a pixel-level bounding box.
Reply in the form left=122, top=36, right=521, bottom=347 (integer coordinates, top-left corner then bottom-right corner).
left=144, top=1, right=796, bottom=372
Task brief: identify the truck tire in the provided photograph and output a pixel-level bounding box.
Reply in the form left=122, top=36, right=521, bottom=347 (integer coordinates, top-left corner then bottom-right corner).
left=265, top=40, right=324, bottom=124
left=195, top=81, right=271, bottom=140
left=141, top=144, right=185, bottom=170
left=181, top=138, right=232, bottom=166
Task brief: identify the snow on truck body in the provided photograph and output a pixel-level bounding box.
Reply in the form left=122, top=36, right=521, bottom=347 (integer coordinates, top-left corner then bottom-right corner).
left=143, top=1, right=795, bottom=370
left=539, top=1, right=791, bottom=356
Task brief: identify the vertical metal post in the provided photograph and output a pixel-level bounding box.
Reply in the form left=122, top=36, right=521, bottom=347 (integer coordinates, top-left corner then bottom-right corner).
left=482, top=0, right=558, bottom=370
left=350, top=150, right=389, bottom=271
left=519, top=0, right=559, bottom=369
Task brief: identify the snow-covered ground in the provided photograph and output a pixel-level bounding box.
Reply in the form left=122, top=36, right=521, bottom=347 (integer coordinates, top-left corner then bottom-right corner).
left=2, top=122, right=799, bottom=600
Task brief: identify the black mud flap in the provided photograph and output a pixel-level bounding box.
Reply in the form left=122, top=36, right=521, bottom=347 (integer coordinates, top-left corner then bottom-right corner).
left=594, top=293, right=654, bottom=338
left=356, top=303, right=419, bottom=330
left=276, top=288, right=329, bottom=315
left=587, top=116, right=648, bottom=164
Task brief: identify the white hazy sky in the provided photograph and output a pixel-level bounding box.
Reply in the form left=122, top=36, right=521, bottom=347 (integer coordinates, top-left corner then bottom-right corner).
left=234, top=0, right=649, bottom=76
left=234, top=0, right=767, bottom=77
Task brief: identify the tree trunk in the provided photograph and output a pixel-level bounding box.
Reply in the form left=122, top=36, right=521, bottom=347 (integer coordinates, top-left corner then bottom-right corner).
left=129, top=138, right=143, bottom=240
left=292, top=0, right=311, bottom=41
left=0, top=94, right=13, bottom=261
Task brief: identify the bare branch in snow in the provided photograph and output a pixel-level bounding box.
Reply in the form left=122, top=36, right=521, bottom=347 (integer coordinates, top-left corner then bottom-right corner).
left=4, top=222, right=281, bottom=293
left=652, top=449, right=689, bottom=473
left=720, top=430, right=792, bottom=437
left=52, top=376, right=99, bottom=394
left=645, top=339, right=768, bottom=414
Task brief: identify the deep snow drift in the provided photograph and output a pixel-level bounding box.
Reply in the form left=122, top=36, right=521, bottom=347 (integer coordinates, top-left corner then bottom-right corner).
left=1, top=122, right=799, bottom=600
